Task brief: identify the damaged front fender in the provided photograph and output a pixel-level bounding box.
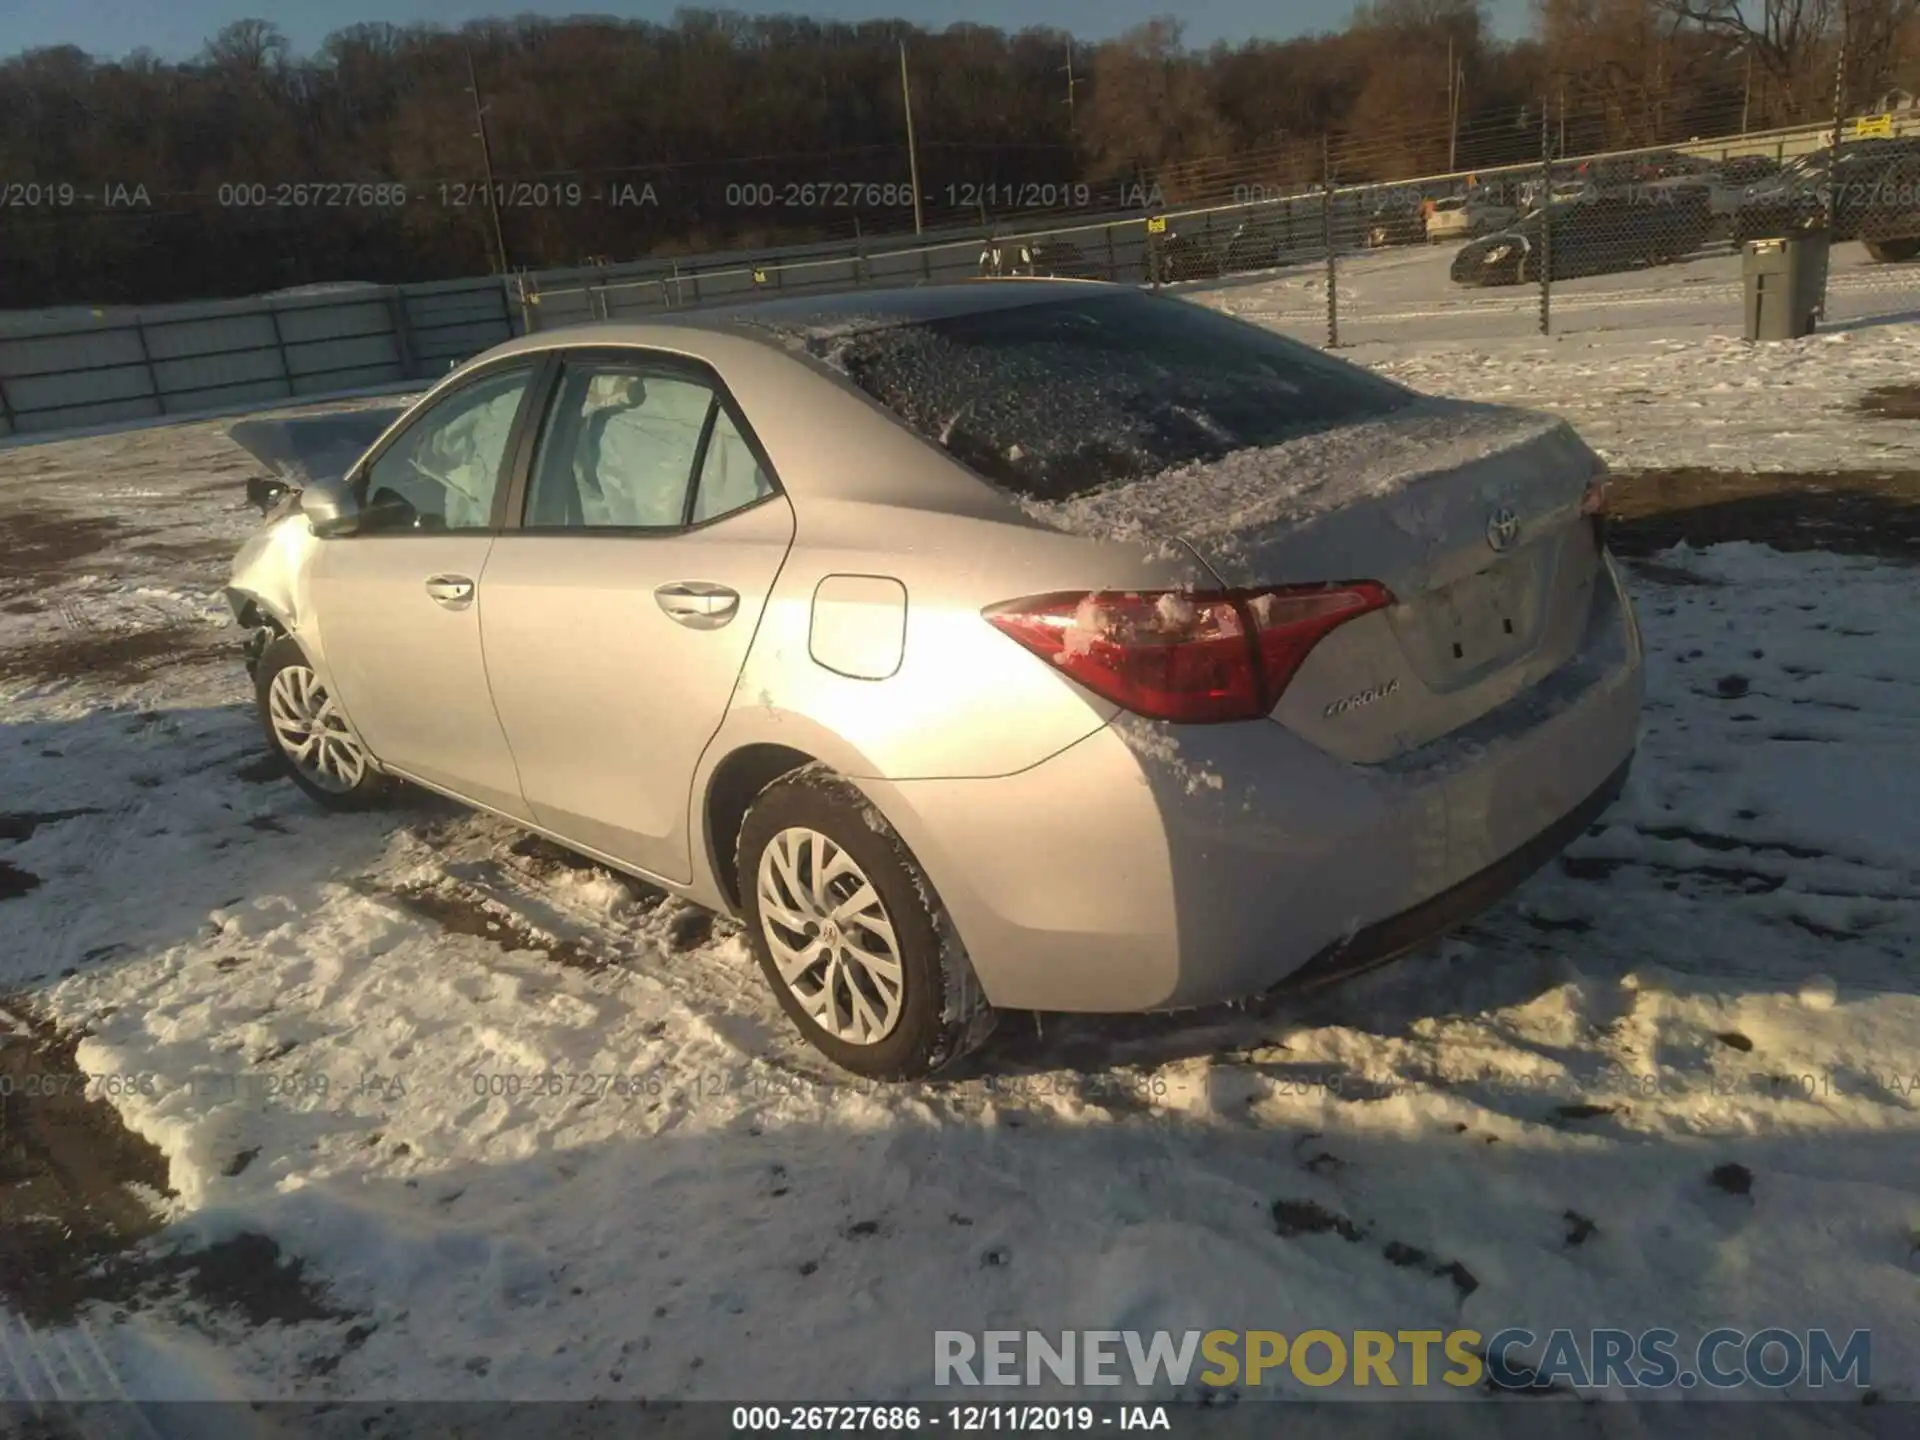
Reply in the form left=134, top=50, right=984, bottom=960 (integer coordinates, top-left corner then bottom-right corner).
left=226, top=511, right=314, bottom=676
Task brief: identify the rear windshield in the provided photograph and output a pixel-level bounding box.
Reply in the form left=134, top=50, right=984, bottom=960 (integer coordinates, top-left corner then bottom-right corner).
left=814, top=290, right=1411, bottom=501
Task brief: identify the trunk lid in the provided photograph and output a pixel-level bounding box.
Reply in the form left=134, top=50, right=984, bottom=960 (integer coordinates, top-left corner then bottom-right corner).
left=1034, top=400, right=1606, bottom=762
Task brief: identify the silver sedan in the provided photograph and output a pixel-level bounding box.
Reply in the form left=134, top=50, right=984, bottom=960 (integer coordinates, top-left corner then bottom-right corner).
left=226, top=281, right=1643, bottom=1079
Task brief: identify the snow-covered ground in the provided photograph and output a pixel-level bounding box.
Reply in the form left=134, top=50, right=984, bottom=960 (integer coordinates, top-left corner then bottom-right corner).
left=1, top=262, right=1918, bottom=1422
left=1197, top=241, right=1920, bottom=472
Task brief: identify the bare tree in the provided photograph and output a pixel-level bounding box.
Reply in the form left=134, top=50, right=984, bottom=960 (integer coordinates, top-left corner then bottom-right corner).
left=203, top=18, right=289, bottom=76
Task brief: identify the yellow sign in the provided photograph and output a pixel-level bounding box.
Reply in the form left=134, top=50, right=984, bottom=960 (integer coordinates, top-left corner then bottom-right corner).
left=1146, top=215, right=1167, bottom=234
left=752, top=268, right=768, bottom=283
left=1854, top=114, right=1894, bottom=139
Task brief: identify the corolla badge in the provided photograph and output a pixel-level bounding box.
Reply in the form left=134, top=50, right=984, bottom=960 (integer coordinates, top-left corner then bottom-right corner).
left=1486, top=506, right=1521, bottom=552
left=1323, top=678, right=1399, bottom=718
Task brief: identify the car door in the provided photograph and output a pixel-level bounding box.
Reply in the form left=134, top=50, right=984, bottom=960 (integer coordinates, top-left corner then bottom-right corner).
left=307, top=359, right=540, bottom=820
left=1556, top=202, right=1617, bottom=275
left=478, top=350, right=796, bottom=884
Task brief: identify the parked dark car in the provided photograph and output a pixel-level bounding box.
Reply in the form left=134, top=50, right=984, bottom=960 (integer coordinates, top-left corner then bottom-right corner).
left=1854, top=149, right=1920, bottom=260
left=978, top=238, right=1098, bottom=278
left=1366, top=203, right=1428, bottom=248
left=1451, top=191, right=1717, bottom=286
left=1224, top=212, right=1323, bottom=272
left=1153, top=230, right=1220, bottom=282
left=1716, top=155, right=1782, bottom=186
left=1731, top=140, right=1920, bottom=247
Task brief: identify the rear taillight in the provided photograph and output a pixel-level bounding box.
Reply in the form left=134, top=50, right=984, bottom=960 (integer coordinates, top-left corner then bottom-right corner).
left=983, top=583, right=1392, bottom=723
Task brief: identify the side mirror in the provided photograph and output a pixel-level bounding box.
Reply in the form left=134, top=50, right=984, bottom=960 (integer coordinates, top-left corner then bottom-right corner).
left=302, top=474, right=363, bottom=538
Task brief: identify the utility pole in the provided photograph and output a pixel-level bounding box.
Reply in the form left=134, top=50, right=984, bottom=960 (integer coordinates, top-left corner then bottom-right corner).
left=1741, top=46, right=1752, bottom=133
left=464, top=45, right=511, bottom=277
left=1447, top=39, right=1458, bottom=171
left=900, top=39, right=924, bottom=235
left=1828, top=1, right=1850, bottom=228
left=1062, top=39, right=1083, bottom=132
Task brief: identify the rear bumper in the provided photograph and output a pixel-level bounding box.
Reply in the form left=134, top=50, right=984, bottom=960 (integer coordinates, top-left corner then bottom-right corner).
left=862, top=554, right=1643, bottom=1014
left=1277, top=751, right=1632, bottom=992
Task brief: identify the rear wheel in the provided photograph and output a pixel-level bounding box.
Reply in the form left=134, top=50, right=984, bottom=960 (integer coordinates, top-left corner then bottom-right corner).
left=254, top=635, right=392, bottom=811
left=737, top=765, right=995, bottom=1080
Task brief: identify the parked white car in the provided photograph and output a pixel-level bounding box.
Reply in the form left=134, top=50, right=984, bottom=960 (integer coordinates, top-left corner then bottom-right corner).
left=1518, top=180, right=1599, bottom=210
left=1426, top=195, right=1518, bottom=241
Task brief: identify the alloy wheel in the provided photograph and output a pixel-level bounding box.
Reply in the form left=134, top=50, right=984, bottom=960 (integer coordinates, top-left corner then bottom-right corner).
left=755, top=826, right=905, bottom=1045
left=266, top=663, right=367, bottom=794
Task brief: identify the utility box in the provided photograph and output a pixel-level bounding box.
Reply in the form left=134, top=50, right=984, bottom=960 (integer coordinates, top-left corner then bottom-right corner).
left=1742, top=230, right=1830, bottom=341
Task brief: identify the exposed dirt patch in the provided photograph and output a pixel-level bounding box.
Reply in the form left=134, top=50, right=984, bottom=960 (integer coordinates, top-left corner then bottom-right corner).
left=130, top=1230, right=349, bottom=1328
left=0, top=999, right=173, bottom=1323
left=126, top=536, right=245, bottom=567
left=0, top=999, right=351, bottom=1332
left=1709, top=1161, right=1755, bottom=1196
left=237, top=752, right=285, bottom=783
left=372, top=878, right=606, bottom=971
left=1563, top=1211, right=1598, bottom=1247
left=1856, top=384, right=1920, bottom=420
left=0, top=622, right=211, bottom=688
left=1606, top=468, right=1920, bottom=562
left=1271, top=1198, right=1365, bottom=1242
left=0, top=506, right=142, bottom=587
left=0, top=860, right=42, bottom=901
left=0, top=808, right=104, bottom=843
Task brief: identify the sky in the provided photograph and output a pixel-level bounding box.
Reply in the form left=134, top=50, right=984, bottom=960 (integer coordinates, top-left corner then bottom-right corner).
left=8, top=0, right=1537, bottom=62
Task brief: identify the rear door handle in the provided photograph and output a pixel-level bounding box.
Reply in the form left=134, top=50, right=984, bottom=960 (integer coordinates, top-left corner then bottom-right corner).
left=425, top=575, right=475, bottom=608
left=655, top=581, right=740, bottom=629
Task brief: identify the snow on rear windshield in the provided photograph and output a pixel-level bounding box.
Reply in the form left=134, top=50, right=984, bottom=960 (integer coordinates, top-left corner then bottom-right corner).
left=813, top=291, right=1412, bottom=501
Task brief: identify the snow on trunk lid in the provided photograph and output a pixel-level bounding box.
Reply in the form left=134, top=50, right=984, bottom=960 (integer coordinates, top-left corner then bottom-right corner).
left=1018, top=399, right=1595, bottom=590
left=1021, top=399, right=1609, bottom=762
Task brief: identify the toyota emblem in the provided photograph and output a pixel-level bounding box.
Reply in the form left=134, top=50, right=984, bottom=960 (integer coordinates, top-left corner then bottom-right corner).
left=1486, top=506, right=1520, bottom=552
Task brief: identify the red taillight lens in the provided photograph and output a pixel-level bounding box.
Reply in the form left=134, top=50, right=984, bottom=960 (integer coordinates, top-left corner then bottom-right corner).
left=1245, top=583, right=1393, bottom=699
left=984, top=583, right=1392, bottom=723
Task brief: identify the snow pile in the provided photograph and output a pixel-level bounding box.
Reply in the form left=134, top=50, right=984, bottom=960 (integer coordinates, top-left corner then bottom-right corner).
left=1196, top=243, right=1920, bottom=473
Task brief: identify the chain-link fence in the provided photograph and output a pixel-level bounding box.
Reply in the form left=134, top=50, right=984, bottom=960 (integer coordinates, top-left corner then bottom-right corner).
left=522, top=111, right=1920, bottom=352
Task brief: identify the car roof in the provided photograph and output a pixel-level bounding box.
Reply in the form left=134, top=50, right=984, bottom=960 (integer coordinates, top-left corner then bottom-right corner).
left=481, top=279, right=1122, bottom=364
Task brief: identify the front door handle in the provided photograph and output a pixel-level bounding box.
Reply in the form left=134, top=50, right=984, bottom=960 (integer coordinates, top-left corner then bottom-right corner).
left=655, top=581, right=740, bottom=630
left=425, top=575, right=475, bottom=608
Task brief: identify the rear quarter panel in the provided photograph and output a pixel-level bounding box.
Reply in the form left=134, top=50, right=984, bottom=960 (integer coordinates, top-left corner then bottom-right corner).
left=690, top=331, right=1219, bottom=784
left=713, top=494, right=1217, bottom=781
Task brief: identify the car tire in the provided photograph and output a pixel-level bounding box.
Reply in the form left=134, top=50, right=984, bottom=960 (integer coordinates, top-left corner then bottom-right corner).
left=737, top=764, right=997, bottom=1080
left=253, top=634, right=392, bottom=811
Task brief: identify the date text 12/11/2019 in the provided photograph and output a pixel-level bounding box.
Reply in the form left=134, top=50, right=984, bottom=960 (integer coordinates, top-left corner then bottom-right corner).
left=729, top=1405, right=1171, bottom=1432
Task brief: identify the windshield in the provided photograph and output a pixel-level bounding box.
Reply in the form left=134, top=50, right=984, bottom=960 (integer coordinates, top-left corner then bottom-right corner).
left=817, top=291, right=1413, bottom=501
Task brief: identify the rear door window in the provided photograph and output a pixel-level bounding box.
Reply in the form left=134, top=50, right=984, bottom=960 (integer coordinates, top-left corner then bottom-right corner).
left=816, top=290, right=1412, bottom=502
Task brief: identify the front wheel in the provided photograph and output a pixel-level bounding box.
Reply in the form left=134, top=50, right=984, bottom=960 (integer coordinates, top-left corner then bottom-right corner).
left=254, top=635, right=392, bottom=811
left=737, top=766, right=995, bottom=1080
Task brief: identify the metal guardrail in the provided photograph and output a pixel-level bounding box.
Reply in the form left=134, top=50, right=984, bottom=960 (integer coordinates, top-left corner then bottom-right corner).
left=0, top=279, right=519, bottom=439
